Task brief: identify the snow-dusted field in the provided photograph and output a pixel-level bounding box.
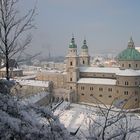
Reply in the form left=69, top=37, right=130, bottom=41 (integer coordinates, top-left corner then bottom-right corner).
left=54, top=102, right=140, bottom=139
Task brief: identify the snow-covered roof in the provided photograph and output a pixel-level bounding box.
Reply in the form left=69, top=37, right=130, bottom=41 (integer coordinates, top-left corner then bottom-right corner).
left=79, top=67, right=120, bottom=74
left=116, top=69, right=140, bottom=76
left=16, top=80, right=50, bottom=87
left=40, top=69, right=64, bottom=74
left=0, top=67, right=22, bottom=71
left=80, top=66, right=140, bottom=76
left=77, top=78, right=116, bottom=85
left=16, top=75, right=36, bottom=80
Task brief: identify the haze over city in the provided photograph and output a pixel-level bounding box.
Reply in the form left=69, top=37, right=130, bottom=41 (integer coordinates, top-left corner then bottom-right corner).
left=21, top=0, right=140, bottom=57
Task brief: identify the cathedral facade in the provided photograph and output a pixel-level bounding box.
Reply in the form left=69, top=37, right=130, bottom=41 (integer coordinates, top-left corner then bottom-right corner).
left=66, top=37, right=140, bottom=109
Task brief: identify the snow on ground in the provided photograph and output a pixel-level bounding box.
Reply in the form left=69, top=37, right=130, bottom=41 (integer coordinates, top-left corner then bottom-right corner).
left=16, top=79, right=49, bottom=87
left=54, top=103, right=140, bottom=139
left=54, top=101, right=70, bottom=116
left=21, top=92, right=50, bottom=105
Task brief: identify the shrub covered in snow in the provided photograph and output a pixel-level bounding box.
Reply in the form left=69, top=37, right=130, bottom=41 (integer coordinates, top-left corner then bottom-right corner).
left=0, top=80, right=71, bottom=140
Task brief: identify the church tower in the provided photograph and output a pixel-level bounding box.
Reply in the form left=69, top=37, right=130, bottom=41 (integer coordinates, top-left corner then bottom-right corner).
left=79, top=39, right=90, bottom=66
left=66, top=36, right=79, bottom=98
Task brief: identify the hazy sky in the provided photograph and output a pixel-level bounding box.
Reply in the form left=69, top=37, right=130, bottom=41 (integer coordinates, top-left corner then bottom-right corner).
left=21, top=0, right=140, bottom=57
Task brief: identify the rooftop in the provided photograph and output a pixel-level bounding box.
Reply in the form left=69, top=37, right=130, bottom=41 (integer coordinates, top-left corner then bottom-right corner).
left=79, top=67, right=120, bottom=74
left=118, top=47, right=140, bottom=61
left=16, top=80, right=50, bottom=87
left=77, top=78, right=116, bottom=85
left=79, top=66, right=140, bottom=76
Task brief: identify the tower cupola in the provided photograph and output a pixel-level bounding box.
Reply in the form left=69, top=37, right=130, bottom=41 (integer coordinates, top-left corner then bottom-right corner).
left=69, top=36, right=77, bottom=48
left=128, top=37, right=135, bottom=48
left=81, top=39, right=88, bottom=49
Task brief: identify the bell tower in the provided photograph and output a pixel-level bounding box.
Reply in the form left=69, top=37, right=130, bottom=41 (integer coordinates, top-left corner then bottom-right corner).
left=66, top=36, right=79, bottom=100
left=79, top=39, right=90, bottom=66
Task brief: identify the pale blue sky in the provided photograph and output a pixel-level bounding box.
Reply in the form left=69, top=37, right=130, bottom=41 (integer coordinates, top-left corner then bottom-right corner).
left=21, top=0, right=140, bottom=57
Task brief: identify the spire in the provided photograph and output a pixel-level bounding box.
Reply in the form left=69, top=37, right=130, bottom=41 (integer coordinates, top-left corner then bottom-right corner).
left=83, top=39, right=86, bottom=45
left=128, top=37, right=135, bottom=48
left=71, top=34, right=75, bottom=44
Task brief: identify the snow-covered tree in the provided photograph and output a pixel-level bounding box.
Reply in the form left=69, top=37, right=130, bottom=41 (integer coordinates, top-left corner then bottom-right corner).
left=0, top=80, right=71, bottom=140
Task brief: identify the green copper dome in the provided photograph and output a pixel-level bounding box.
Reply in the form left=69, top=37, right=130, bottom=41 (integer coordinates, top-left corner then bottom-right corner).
left=118, top=37, right=140, bottom=61
left=82, top=39, right=88, bottom=49
left=69, top=37, right=77, bottom=48
left=118, top=48, right=140, bottom=61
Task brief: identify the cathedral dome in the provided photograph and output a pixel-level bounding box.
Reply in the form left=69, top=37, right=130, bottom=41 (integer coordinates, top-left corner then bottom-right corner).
left=118, top=37, right=140, bottom=61
left=118, top=48, right=140, bottom=61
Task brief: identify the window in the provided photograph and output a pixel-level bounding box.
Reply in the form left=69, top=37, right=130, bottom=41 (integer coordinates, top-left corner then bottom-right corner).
left=122, top=64, right=124, bottom=67
left=90, top=94, right=93, bottom=96
left=108, top=88, right=112, bottom=92
left=81, top=86, right=85, bottom=90
left=70, top=61, right=72, bottom=66
left=135, top=98, right=138, bottom=102
left=125, top=81, right=129, bottom=85
left=81, top=93, right=84, bottom=96
left=90, top=87, right=94, bottom=90
left=117, top=90, right=119, bottom=93
left=99, top=88, right=103, bottom=91
left=108, top=95, right=112, bottom=98
left=129, top=64, right=131, bottom=68
left=136, top=64, right=138, bottom=68
left=124, top=91, right=128, bottom=95
left=135, top=81, right=137, bottom=85
left=70, top=87, right=72, bottom=89
left=99, top=94, right=103, bottom=97
left=70, top=78, right=72, bottom=81
left=83, top=60, right=85, bottom=64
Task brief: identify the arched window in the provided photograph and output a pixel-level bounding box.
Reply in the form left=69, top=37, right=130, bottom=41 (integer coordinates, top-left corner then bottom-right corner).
left=125, top=81, right=129, bottom=85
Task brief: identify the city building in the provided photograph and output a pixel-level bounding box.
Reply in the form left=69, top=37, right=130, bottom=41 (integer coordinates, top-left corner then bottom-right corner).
left=66, top=36, right=140, bottom=108
left=37, top=36, right=140, bottom=109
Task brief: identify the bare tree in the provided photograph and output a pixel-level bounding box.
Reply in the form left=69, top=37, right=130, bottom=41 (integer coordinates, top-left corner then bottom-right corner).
left=0, top=0, right=36, bottom=80
left=80, top=96, right=140, bottom=140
